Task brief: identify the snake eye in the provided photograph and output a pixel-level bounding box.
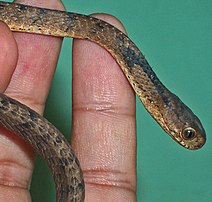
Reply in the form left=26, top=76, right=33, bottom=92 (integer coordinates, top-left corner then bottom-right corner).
left=181, top=127, right=196, bottom=140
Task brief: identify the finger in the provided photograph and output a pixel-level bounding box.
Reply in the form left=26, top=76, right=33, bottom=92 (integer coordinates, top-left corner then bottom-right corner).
left=0, top=21, right=18, bottom=92
left=0, top=0, right=65, bottom=201
left=72, top=14, right=136, bottom=201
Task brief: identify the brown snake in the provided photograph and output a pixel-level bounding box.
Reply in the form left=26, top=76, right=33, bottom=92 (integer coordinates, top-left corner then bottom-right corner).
left=0, top=1, right=206, bottom=202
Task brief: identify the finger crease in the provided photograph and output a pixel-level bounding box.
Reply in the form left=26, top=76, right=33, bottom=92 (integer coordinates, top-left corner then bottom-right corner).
left=83, top=168, right=136, bottom=194
left=73, top=103, right=135, bottom=118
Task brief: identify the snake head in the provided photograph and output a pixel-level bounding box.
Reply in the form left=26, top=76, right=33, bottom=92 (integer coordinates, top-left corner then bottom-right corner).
left=162, top=94, right=206, bottom=150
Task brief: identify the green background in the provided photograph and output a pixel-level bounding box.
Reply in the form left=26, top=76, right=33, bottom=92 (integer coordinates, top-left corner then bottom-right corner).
left=3, top=0, right=212, bottom=201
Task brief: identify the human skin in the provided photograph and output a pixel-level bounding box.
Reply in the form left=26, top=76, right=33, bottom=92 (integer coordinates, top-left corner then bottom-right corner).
left=0, top=0, right=136, bottom=201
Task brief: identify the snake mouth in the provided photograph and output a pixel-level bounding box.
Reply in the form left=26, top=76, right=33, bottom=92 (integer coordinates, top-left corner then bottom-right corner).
left=179, top=136, right=206, bottom=150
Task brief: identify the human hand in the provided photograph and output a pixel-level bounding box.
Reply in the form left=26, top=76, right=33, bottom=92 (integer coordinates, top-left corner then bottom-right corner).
left=0, top=0, right=136, bottom=201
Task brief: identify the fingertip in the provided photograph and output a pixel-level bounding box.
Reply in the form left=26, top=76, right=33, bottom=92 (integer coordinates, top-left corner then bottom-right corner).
left=91, top=13, right=127, bottom=34
left=0, top=21, right=18, bottom=92
left=4, top=0, right=65, bottom=114
left=14, top=0, right=65, bottom=10
left=72, top=13, right=134, bottom=113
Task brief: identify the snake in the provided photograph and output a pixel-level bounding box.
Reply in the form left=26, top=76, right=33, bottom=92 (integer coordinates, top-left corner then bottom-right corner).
left=0, top=1, right=206, bottom=202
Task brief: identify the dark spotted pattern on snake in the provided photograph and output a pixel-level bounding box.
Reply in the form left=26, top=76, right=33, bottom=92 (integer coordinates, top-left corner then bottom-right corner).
left=0, top=1, right=206, bottom=202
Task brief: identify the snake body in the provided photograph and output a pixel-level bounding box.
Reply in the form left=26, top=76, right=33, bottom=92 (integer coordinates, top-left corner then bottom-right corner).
left=0, top=2, right=206, bottom=202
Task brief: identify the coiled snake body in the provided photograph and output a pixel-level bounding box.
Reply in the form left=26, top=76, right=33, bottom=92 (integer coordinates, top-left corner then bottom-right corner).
left=0, top=2, right=206, bottom=202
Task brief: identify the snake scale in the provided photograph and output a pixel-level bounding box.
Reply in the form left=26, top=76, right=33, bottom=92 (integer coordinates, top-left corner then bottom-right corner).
left=0, top=1, right=206, bottom=202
